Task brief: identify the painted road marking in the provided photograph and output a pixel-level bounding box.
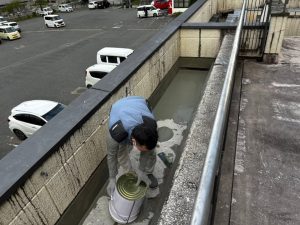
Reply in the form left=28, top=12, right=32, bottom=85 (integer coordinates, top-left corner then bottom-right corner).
left=71, top=87, right=87, bottom=95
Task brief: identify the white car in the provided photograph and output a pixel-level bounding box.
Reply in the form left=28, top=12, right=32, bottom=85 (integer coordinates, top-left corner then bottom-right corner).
left=88, top=1, right=98, bottom=9
left=137, top=5, right=161, bottom=18
left=2, top=22, right=21, bottom=32
left=96, top=47, right=134, bottom=65
left=58, top=4, right=73, bottom=12
left=0, top=16, right=8, bottom=25
left=8, top=100, right=65, bottom=140
left=85, top=64, right=117, bottom=88
left=44, top=15, right=65, bottom=28
left=36, top=7, right=53, bottom=16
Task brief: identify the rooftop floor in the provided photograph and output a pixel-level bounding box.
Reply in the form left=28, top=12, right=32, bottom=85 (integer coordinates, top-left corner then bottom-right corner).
left=215, top=37, right=300, bottom=225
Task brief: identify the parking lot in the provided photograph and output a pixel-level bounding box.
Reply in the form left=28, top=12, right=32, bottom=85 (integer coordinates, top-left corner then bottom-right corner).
left=0, top=7, right=174, bottom=159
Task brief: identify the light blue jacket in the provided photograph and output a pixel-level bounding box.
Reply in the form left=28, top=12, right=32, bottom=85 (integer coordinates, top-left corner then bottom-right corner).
left=109, top=96, right=155, bottom=142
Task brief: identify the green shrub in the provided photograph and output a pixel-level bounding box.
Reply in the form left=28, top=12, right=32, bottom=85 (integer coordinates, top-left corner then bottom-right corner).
left=171, top=12, right=182, bottom=17
left=1, top=0, right=22, bottom=14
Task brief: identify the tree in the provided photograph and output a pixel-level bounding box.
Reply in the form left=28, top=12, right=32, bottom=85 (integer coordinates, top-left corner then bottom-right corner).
left=1, top=0, right=22, bottom=15
left=34, top=0, right=48, bottom=10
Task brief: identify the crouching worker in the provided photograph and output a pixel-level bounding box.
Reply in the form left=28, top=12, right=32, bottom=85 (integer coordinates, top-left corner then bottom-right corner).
left=106, top=96, right=159, bottom=196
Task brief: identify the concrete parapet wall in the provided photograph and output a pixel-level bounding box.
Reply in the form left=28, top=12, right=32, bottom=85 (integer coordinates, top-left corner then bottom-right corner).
left=265, top=15, right=287, bottom=54
left=180, top=29, right=221, bottom=57
left=158, top=34, right=234, bottom=225
left=287, top=0, right=300, bottom=8
left=285, top=15, right=300, bottom=36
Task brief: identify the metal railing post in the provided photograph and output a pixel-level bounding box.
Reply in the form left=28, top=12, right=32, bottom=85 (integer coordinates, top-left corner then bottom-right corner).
left=189, top=1, right=247, bottom=225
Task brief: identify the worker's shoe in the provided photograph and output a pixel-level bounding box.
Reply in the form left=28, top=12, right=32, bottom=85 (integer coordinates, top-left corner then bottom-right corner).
left=147, top=174, right=158, bottom=189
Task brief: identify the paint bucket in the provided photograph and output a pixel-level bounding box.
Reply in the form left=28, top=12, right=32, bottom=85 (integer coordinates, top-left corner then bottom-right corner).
left=109, top=173, right=147, bottom=224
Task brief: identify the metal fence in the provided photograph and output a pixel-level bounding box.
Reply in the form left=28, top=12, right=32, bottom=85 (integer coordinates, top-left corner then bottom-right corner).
left=240, top=0, right=272, bottom=57
left=240, top=0, right=289, bottom=57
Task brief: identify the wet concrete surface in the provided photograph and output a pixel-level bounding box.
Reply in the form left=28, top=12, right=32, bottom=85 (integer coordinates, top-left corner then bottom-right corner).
left=76, top=60, right=210, bottom=225
left=214, top=37, right=300, bottom=225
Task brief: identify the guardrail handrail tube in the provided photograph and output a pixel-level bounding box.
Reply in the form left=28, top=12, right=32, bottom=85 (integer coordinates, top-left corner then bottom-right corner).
left=190, top=1, right=247, bottom=225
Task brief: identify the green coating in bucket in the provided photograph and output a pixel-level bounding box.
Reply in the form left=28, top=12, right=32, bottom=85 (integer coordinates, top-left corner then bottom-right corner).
left=117, top=173, right=147, bottom=200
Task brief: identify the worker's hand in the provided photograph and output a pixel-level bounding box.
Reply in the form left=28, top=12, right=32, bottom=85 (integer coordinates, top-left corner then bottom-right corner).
left=106, top=178, right=116, bottom=197
left=135, top=169, right=151, bottom=187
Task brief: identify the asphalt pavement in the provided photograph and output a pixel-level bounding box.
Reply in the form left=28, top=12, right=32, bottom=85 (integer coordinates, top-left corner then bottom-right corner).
left=0, top=7, right=174, bottom=159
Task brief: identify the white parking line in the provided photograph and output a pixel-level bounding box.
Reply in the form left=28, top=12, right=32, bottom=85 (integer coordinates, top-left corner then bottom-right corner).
left=71, top=87, right=87, bottom=95
left=23, top=28, right=103, bottom=33
left=8, top=143, right=19, bottom=148
left=14, top=45, right=26, bottom=50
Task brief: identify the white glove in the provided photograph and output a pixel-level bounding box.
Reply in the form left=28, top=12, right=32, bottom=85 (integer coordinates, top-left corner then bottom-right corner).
left=135, top=169, right=151, bottom=187
left=106, top=178, right=116, bottom=196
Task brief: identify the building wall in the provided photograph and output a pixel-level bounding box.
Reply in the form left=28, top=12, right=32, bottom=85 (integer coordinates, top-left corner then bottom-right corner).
left=216, top=0, right=244, bottom=12
left=187, top=0, right=217, bottom=22
left=285, top=16, right=300, bottom=36
left=264, top=15, right=287, bottom=54
left=287, top=0, right=300, bottom=8
left=180, top=29, right=221, bottom=58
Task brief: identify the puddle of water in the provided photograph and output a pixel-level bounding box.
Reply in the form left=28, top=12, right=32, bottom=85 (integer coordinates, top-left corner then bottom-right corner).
left=153, top=68, right=208, bottom=124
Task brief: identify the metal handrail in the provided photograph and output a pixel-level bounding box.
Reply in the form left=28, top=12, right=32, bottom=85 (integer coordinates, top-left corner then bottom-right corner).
left=189, top=0, right=247, bottom=225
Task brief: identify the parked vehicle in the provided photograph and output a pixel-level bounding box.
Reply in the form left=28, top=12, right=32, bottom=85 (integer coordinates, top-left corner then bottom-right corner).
left=85, top=64, right=117, bottom=88
left=96, top=47, right=134, bottom=65
left=96, top=0, right=110, bottom=9
left=151, top=0, right=169, bottom=10
left=36, top=7, right=53, bottom=16
left=44, top=15, right=65, bottom=28
left=0, top=25, right=21, bottom=40
left=58, top=4, right=74, bottom=12
left=2, top=22, right=21, bottom=32
left=88, top=1, right=98, bottom=9
left=8, top=100, right=65, bottom=140
left=0, top=16, right=8, bottom=25
left=137, top=5, right=162, bottom=18
left=88, top=0, right=110, bottom=9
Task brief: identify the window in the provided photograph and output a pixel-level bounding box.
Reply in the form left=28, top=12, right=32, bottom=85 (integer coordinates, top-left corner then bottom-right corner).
left=90, top=71, right=108, bottom=79
left=42, top=103, right=65, bottom=121
left=120, top=57, right=126, bottom=62
left=28, top=115, right=46, bottom=126
left=14, top=114, right=46, bottom=126
left=100, top=55, right=107, bottom=62
left=107, top=56, right=118, bottom=64
left=14, top=114, right=31, bottom=123
left=53, top=16, right=61, bottom=20
left=174, top=0, right=189, bottom=8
